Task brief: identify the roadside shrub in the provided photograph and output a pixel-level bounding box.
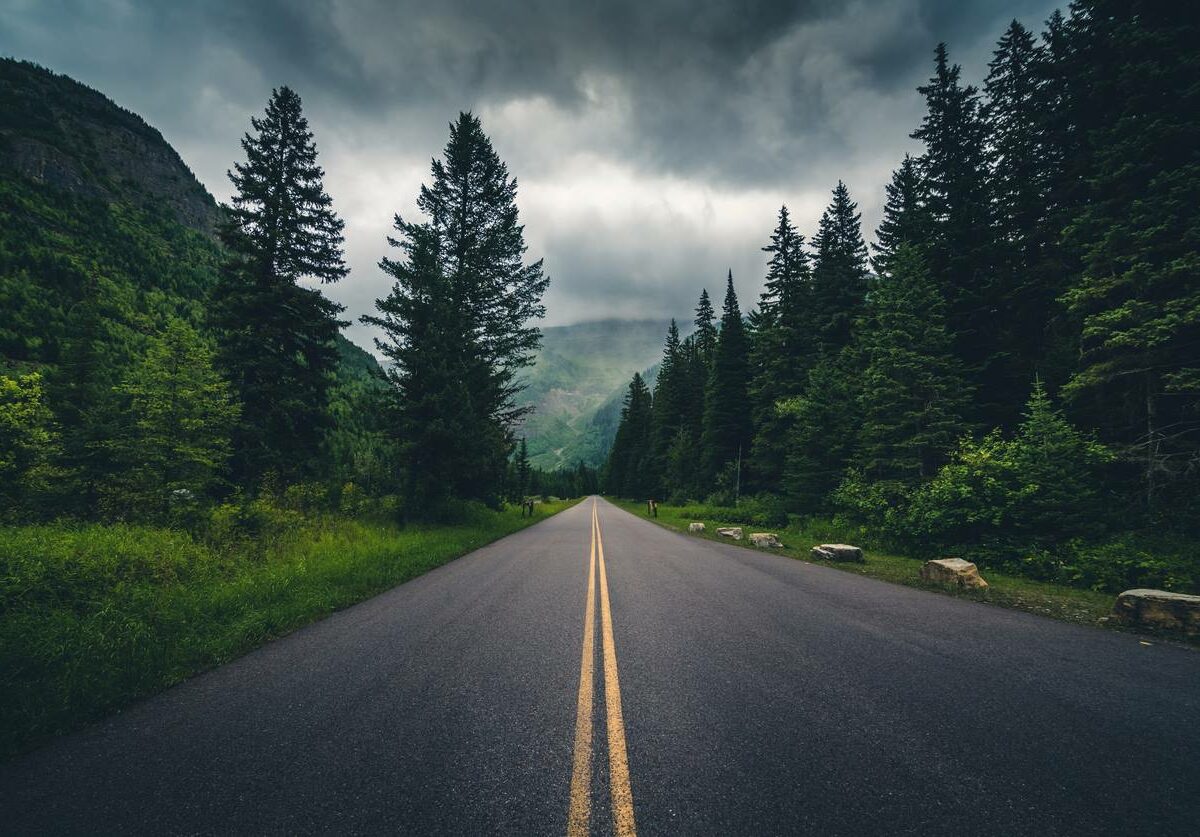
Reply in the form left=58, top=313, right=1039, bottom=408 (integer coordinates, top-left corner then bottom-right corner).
left=679, top=494, right=790, bottom=528
left=1062, top=536, right=1200, bottom=593
left=849, top=383, right=1116, bottom=574
left=282, top=482, right=331, bottom=512
left=831, top=472, right=911, bottom=533
left=743, top=494, right=791, bottom=527
left=205, top=496, right=305, bottom=549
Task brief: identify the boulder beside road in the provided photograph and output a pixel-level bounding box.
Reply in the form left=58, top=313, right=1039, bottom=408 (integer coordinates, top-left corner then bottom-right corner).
left=749, top=533, right=783, bottom=548
left=811, top=544, right=864, bottom=563
left=688, top=522, right=706, bottom=533
left=717, top=527, right=744, bottom=540
left=920, top=558, right=989, bottom=589
left=1112, top=589, right=1200, bottom=636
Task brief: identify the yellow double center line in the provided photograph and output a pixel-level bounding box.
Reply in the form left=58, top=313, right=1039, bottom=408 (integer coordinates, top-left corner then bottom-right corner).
left=567, top=500, right=637, bottom=836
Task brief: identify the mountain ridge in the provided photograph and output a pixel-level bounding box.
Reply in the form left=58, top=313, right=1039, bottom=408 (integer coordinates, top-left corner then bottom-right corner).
left=0, top=57, right=378, bottom=376
left=517, top=318, right=670, bottom=470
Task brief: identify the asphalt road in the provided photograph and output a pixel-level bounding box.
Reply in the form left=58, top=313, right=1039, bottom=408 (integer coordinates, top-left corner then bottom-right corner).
left=2, top=497, right=1197, bottom=835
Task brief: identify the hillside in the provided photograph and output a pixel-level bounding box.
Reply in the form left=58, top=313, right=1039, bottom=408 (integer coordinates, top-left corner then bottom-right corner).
left=0, top=58, right=378, bottom=382
left=0, top=59, right=217, bottom=233
left=516, top=319, right=670, bottom=469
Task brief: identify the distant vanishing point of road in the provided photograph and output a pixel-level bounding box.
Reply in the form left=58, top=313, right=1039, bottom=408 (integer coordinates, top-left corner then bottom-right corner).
left=2, top=498, right=1197, bottom=835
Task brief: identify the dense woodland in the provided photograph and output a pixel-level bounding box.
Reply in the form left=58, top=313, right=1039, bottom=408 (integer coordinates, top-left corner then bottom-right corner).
left=604, top=3, right=1200, bottom=592
left=0, top=62, right=578, bottom=530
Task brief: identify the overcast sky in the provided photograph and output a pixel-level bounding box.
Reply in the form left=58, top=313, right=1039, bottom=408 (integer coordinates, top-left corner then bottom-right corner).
left=2, top=0, right=1059, bottom=350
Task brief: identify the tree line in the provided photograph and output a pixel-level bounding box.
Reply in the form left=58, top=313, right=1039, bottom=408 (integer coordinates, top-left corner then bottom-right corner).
left=2, top=89, right=557, bottom=522
left=604, top=2, right=1200, bottom=590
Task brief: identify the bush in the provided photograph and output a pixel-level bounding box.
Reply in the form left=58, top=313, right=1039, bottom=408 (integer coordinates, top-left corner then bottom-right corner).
left=839, top=383, right=1117, bottom=575
left=679, top=494, right=791, bottom=528
left=1062, top=536, right=1200, bottom=593
left=205, top=496, right=305, bottom=549
left=831, top=472, right=912, bottom=533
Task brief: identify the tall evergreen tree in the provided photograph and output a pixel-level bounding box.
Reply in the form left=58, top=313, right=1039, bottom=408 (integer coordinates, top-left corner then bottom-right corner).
left=1060, top=1, right=1200, bottom=513
left=749, top=206, right=813, bottom=490
left=415, top=113, right=548, bottom=435
left=983, top=19, right=1065, bottom=423
left=855, top=245, right=971, bottom=482
left=211, top=86, right=347, bottom=484
left=810, top=181, right=869, bottom=353
left=701, top=272, right=751, bottom=485
left=648, top=320, right=686, bottom=495
left=780, top=349, right=860, bottom=511
left=693, top=288, right=718, bottom=366
left=871, top=154, right=931, bottom=277
left=47, top=273, right=125, bottom=514
left=986, top=20, right=1048, bottom=271
left=367, top=224, right=487, bottom=514
left=515, top=437, right=531, bottom=499
left=912, top=44, right=1000, bottom=423
left=366, top=113, right=547, bottom=513
left=603, top=372, right=653, bottom=498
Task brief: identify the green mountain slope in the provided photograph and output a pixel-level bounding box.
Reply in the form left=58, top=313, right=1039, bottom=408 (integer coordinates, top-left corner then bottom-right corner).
left=517, top=319, right=670, bottom=469
left=0, top=58, right=379, bottom=383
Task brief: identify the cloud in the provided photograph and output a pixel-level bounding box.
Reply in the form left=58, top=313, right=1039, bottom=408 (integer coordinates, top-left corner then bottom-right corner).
left=0, top=0, right=1062, bottom=350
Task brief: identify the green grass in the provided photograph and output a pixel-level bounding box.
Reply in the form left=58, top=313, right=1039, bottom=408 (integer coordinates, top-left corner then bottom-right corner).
left=610, top=499, right=1123, bottom=631
left=0, top=500, right=577, bottom=758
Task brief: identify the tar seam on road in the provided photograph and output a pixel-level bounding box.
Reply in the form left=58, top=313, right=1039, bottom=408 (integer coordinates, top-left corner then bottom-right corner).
left=567, top=500, right=638, bottom=837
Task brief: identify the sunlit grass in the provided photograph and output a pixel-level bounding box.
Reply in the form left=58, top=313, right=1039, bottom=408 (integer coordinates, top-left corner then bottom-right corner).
left=0, top=500, right=577, bottom=758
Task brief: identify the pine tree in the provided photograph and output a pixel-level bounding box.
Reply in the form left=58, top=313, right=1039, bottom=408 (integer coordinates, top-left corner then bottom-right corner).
left=104, top=319, right=239, bottom=521
left=693, top=288, right=718, bottom=366
left=912, top=44, right=1000, bottom=423
left=603, top=372, right=653, bottom=498
left=367, top=223, right=487, bottom=514
left=780, top=349, right=860, bottom=511
left=47, top=272, right=125, bottom=514
left=986, top=21, right=1048, bottom=268
left=855, top=245, right=971, bottom=482
left=366, top=113, right=547, bottom=513
left=211, top=86, right=347, bottom=485
left=515, top=437, right=531, bottom=499
left=749, top=205, right=813, bottom=490
left=871, top=155, right=931, bottom=277
left=1060, top=1, right=1200, bottom=513
left=810, top=181, right=869, bottom=353
left=700, top=272, right=751, bottom=485
left=1009, top=378, right=1112, bottom=541
left=415, top=113, right=548, bottom=438
left=983, top=19, right=1065, bottom=424
left=648, top=320, right=686, bottom=495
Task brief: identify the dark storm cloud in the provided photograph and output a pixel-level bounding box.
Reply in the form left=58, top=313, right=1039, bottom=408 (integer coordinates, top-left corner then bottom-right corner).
left=0, top=0, right=1061, bottom=342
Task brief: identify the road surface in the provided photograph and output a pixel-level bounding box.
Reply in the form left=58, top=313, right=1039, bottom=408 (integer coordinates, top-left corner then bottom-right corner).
left=2, top=498, right=1197, bottom=835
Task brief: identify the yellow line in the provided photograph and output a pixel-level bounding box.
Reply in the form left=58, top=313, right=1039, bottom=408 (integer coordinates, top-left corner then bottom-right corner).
left=566, top=501, right=598, bottom=837
left=596, top=501, right=638, bottom=837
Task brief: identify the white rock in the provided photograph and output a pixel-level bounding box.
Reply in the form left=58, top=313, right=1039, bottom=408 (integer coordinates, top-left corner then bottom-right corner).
left=749, top=532, right=783, bottom=548
left=1113, top=589, right=1200, bottom=636
left=687, top=522, right=706, bottom=533
left=920, top=557, right=988, bottom=589
left=811, top=543, right=864, bottom=563
left=716, top=527, right=744, bottom=540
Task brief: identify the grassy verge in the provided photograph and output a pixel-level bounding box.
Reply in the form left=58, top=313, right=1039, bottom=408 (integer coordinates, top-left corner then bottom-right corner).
left=609, top=498, right=1128, bottom=631
left=0, top=499, right=577, bottom=758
